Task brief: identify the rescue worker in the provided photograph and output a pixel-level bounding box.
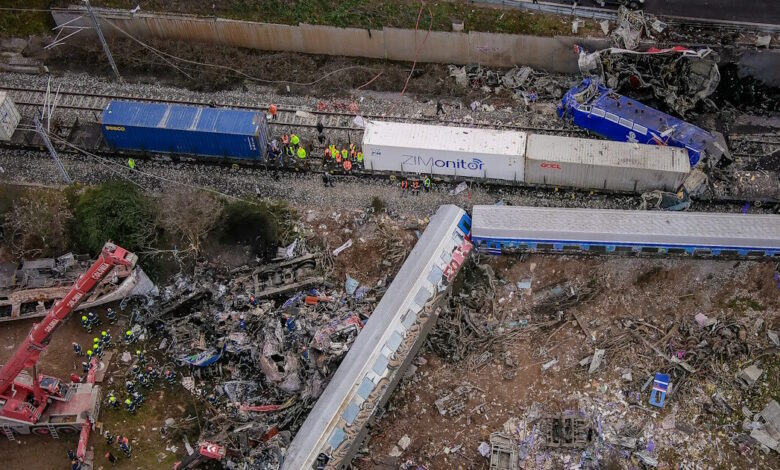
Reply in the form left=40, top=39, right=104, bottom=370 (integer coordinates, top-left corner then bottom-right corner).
left=68, top=449, right=76, bottom=462
left=125, top=398, right=136, bottom=414
left=411, top=179, right=420, bottom=196
left=81, top=315, right=90, bottom=331
left=93, top=336, right=100, bottom=348
left=101, top=330, right=111, bottom=348
left=296, top=146, right=307, bottom=161
left=73, top=342, right=83, bottom=356
left=206, top=393, right=218, bottom=405
left=356, top=150, right=363, bottom=169
left=107, top=393, right=119, bottom=409
left=119, top=438, right=132, bottom=458
left=146, top=366, right=160, bottom=382
left=82, top=362, right=90, bottom=374
left=285, top=315, right=296, bottom=332
left=127, top=158, right=136, bottom=173
left=290, top=134, right=300, bottom=150
left=136, top=350, right=145, bottom=365
left=400, top=178, right=409, bottom=197
left=105, top=307, right=117, bottom=324
left=164, top=369, right=176, bottom=385
left=125, top=380, right=136, bottom=394
left=137, top=373, right=149, bottom=388
left=71, top=459, right=81, bottom=470
left=281, top=134, right=292, bottom=162
left=330, top=144, right=337, bottom=163
left=131, top=390, right=144, bottom=406
left=269, top=139, right=281, bottom=165
left=125, top=330, right=136, bottom=344
left=86, top=349, right=93, bottom=361
left=268, top=103, right=278, bottom=120
left=340, top=148, right=348, bottom=163
left=238, top=315, right=247, bottom=331
left=105, top=430, right=114, bottom=446
left=301, top=345, right=309, bottom=361
left=87, top=311, right=100, bottom=327
left=423, top=176, right=431, bottom=192
left=334, top=148, right=343, bottom=166
left=94, top=342, right=103, bottom=358
left=249, top=293, right=257, bottom=306
left=323, top=146, right=331, bottom=165
left=131, top=364, right=141, bottom=376
left=436, top=100, right=445, bottom=116
left=349, top=143, right=356, bottom=159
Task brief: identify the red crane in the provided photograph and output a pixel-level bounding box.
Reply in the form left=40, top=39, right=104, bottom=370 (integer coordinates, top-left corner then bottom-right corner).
left=0, top=242, right=136, bottom=439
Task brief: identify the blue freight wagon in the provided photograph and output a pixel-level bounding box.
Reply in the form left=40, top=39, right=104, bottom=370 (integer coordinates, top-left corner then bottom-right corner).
left=101, top=100, right=268, bottom=160
left=558, top=78, right=718, bottom=166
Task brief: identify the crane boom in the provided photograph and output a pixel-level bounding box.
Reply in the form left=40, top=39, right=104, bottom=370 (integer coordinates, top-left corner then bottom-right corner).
left=0, top=242, right=137, bottom=400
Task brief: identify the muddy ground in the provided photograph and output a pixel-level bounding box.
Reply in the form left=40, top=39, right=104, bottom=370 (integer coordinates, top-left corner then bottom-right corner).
left=361, top=254, right=780, bottom=469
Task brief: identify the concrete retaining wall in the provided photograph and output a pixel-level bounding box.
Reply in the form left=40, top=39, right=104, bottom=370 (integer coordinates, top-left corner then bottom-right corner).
left=52, top=7, right=605, bottom=72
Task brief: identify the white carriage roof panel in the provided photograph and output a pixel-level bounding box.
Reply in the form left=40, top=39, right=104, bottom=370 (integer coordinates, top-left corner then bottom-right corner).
left=472, top=206, right=780, bottom=249
left=526, top=134, right=690, bottom=172
left=363, top=120, right=526, bottom=157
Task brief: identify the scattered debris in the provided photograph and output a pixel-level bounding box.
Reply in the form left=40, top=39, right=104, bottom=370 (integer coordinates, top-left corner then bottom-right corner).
left=736, top=364, right=763, bottom=389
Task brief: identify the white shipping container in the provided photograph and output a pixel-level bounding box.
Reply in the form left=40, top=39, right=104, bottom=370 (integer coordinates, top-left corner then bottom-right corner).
left=0, top=92, right=21, bottom=141
left=524, top=134, right=690, bottom=192
left=362, top=121, right=526, bottom=181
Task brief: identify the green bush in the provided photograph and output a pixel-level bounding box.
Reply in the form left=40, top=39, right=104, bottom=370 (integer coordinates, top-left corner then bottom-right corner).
left=70, top=182, right=157, bottom=255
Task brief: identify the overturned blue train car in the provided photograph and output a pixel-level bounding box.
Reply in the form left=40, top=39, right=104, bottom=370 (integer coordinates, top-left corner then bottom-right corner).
left=558, top=78, right=725, bottom=167
left=102, top=100, right=269, bottom=160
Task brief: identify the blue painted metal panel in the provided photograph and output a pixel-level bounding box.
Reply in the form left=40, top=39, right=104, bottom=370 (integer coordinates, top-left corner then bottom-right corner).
left=102, top=100, right=268, bottom=160
left=558, top=78, right=715, bottom=166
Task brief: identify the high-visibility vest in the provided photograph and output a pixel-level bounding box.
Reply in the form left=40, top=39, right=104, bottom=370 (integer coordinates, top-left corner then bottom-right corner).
left=356, top=152, right=363, bottom=162
left=297, top=147, right=307, bottom=159
left=330, top=145, right=336, bottom=157
left=341, top=149, right=348, bottom=159
left=291, top=134, right=300, bottom=146
left=401, top=180, right=408, bottom=189
left=127, top=159, right=135, bottom=169
left=423, top=177, right=431, bottom=187
left=343, top=160, right=352, bottom=171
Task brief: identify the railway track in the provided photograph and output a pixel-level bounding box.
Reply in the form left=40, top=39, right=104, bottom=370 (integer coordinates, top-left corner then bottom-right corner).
left=0, top=84, right=587, bottom=136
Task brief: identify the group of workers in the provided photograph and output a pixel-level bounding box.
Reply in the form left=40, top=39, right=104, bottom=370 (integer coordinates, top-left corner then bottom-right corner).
left=399, top=175, right=432, bottom=196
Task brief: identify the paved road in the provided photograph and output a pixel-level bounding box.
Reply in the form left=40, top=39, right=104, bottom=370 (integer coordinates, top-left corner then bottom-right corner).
left=550, top=0, right=780, bottom=25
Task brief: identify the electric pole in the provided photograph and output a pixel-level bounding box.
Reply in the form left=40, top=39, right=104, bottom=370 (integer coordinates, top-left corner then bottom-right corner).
left=84, top=0, right=122, bottom=81
left=34, top=115, right=72, bottom=185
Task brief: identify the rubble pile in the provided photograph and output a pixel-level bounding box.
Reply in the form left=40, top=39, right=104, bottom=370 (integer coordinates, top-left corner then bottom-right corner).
left=447, top=64, right=571, bottom=102
left=128, top=247, right=385, bottom=467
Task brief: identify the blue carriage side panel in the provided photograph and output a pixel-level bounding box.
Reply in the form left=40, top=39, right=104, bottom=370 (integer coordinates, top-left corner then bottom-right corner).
left=101, top=100, right=268, bottom=160
left=558, top=78, right=715, bottom=166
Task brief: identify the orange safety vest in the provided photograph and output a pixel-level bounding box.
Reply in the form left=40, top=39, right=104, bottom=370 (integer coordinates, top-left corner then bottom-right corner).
left=324, top=148, right=331, bottom=158
left=401, top=180, right=408, bottom=189
left=412, top=180, right=420, bottom=189
left=343, top=160, right=352, bottom=171
left=281, top=134, right=289, bottom=144
left=335, top=153, right=342, bottom=164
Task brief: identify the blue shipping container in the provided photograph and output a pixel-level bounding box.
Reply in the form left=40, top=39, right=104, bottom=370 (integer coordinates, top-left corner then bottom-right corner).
left=102, top=100, right=268, bottom=160
left=558, top=79, right=715, bottom=166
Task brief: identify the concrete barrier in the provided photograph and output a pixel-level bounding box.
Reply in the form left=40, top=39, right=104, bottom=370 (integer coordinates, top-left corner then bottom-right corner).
left=51, top=6, right=596, bottom=73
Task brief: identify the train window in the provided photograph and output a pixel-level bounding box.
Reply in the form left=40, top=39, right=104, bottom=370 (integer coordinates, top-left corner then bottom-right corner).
left=427, top=265, right=444, bottom=285
left=537, top=243, right=553, bottom=250
left=452, top=230, right=464, bottom=243
left=401, top=309, right=417, bottom=329
left=615, top=246, right=633, bottom=253
left=633, top=124, right=648, bottom=135
left=590, top=245, right=607, bottom=254
left=563, top=245, right=580, bottom=251
left=357, top=377, right=375, bottom=400
left=618, top=117, right=633, bottom=129
left=413, top=286, right=432, bottom=310
left=641, top=247, right=659, bottom=253
left=386, top=331, right=404, bottom=352
left=342, top=402, right=360, bottom=424
left=747, top=251, right=764, bottom=257
left=327, top=428, right=346, bottom=450
left=668, top=248, right=686, bottom=255
left=720, top=250, right=738, bottom=257
left=591, top=108, right=606, bottom=118
left=605, top=113, right=620, bottom=123
left=372, top=354, right=389, bottom=376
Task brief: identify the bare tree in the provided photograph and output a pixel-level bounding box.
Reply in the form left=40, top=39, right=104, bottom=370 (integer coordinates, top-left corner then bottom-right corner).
left=3, top=189, right=72, bottom=258
left=156, top=188, right=223, bottom=255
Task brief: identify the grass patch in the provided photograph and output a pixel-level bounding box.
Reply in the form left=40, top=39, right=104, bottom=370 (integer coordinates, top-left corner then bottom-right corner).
left=83, top=0, right=593, bottom=37
left=727, top=296, right=765, bottom=312
left=0, top=0, right=54, bottom=37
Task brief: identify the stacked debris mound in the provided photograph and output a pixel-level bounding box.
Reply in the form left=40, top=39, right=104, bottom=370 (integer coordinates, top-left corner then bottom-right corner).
left=448, top=64, right=571, bottom=102
left=131, top=248, right=383, bottom=467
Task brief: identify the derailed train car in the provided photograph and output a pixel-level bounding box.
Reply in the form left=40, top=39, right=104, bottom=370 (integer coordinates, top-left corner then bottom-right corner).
left=557, top=78, right=730, bottom=168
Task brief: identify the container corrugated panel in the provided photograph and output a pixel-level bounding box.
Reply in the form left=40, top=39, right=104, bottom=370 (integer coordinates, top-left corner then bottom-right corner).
left=362, top=120, right=526, bottom=181
left=0, top=91, right=22, bottom=141
left=525, top=134, right=690, bottom=192
left=102, top=101, right=267, bottom=159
